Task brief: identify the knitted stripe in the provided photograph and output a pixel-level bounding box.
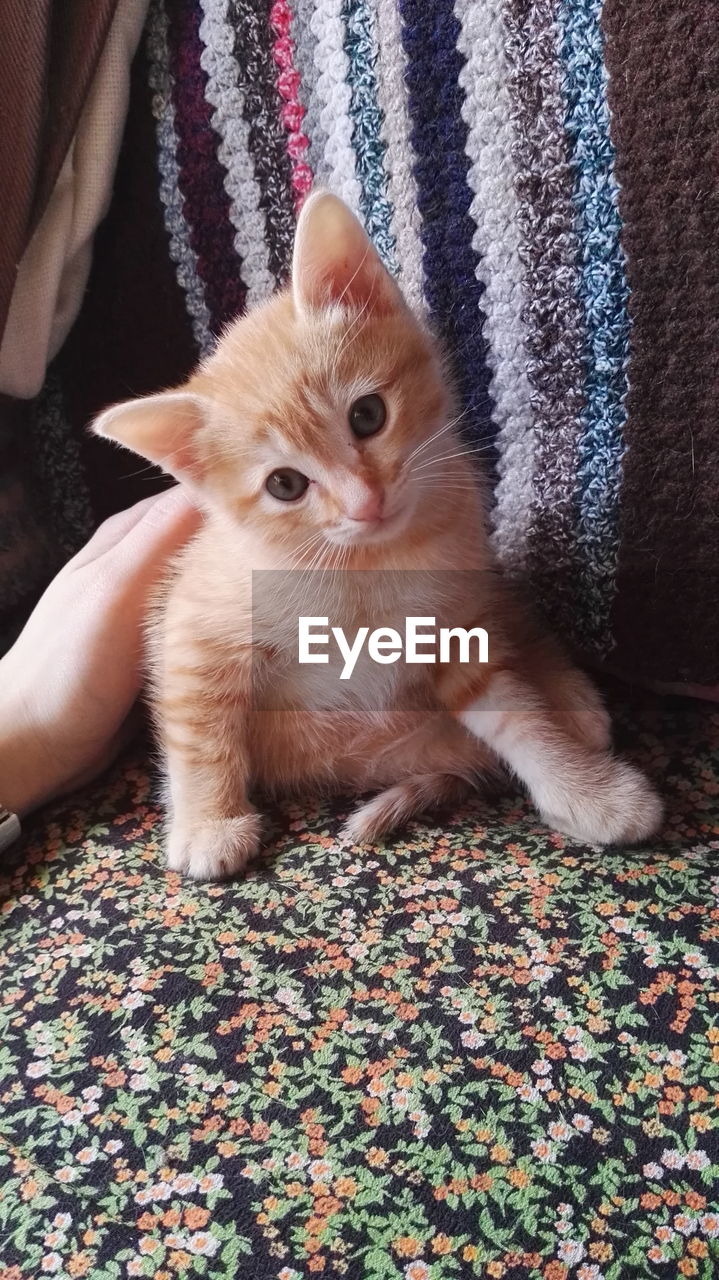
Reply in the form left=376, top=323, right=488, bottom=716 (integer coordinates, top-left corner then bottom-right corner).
left=342, top=0, right=397, bottom=272
left=291, top=0, right=329, bottom=181
left=309, top=0, right=363, bottom=210
left=198, top=0, right=273, bottom=306
left=145, top=0, right=213, bottom=356
left=397, top=0, right=494, bottom=446
left=166, top=0, right=248, bottom=331
left=454, top=0, right=535, bottom=575
left=558, top=0, right=629, bottom=655
left=503, top=0, right=587, bottom=632
left=269, top=1, right=313, bottom=210
left=227, top=0, right=296, bottom=281
left=604, top=0, right=719, bottom=684
left=373, top=0, right=424, bottom=314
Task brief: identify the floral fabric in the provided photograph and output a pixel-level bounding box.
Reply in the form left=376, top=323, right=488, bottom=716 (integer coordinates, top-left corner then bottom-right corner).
left=0, top=690, right=718, bottom=1279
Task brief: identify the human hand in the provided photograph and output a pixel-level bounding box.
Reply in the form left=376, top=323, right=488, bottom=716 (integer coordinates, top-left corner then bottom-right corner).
left=0, top=487, right=200, bottom=817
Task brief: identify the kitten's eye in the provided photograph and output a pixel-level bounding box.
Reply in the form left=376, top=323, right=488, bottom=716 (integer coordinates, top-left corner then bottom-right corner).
left=265, top=468, right=309, bottom=502
left=349, top=393, right=386, bottom=439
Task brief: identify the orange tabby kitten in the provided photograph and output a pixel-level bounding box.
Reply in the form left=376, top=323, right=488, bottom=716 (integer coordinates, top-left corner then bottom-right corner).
left=93, top=192, right=662, bottom=880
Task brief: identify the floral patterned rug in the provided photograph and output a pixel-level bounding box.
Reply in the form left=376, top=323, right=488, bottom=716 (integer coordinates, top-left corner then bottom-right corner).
left=1, top=690, right=718, bottom=1279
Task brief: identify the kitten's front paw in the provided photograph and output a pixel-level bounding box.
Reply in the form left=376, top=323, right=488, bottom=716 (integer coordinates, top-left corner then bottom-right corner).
left=542, top=759, right=663, bottom=847
left=166, top=813, right=262, bottom=881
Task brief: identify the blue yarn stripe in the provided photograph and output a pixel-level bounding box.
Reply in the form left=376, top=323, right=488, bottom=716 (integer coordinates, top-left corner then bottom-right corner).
left=558, top=0, right=630, bottom=656
left=396, top=0, right=494, bottom=453
left=342, top=0, right=398, bottom=275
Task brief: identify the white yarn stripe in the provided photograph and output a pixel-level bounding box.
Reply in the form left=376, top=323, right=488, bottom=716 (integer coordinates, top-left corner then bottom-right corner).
left=292, top=0, right=329, bottom=183
left=309, top=0, right=363, bottom=211
left=374, top=0, right=424, bottom=315
left=198, top=0, right=273, bottom=306
left=454, top=0, right=537, bottom=574
left=145, top=0, right=213, bottom=355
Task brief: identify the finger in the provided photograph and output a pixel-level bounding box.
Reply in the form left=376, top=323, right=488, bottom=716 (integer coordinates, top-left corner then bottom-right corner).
left=70, top=490, right=177, bottom=569
left=107, top=484, right=201, bottom=577
left=74, top=487, right=200, bottom=573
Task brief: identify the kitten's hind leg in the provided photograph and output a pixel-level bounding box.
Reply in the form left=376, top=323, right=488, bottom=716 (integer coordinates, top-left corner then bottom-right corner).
left=341, top=772, right=472, bottom=846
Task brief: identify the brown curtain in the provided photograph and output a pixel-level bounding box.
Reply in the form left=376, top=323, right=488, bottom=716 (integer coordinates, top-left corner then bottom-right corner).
left=0, top=1, right=119, bottom=342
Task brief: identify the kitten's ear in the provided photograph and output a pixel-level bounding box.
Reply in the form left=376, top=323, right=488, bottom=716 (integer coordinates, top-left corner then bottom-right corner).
left=292, top=191, right=402, bottom=315
left=92, top=390, right=210, bottom=484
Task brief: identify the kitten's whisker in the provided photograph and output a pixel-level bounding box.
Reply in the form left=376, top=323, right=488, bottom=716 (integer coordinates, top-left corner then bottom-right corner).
left=403, top=415, right=464, bottom=467
left=404, top=418, right=496, bottom=472
left=304, top=537, right=332, bottom=579
left=293, top=541, right=318, bottom=564
left=293, top=530, right=326, bottom=563
left=415, top=476, right=482, bottom=490
left=121, top=461, right=168, bottom=482
left=325, top=544, right=340, bottom=577
left=410, top=445, right=493, bottom=474
left=291, top=534, right=330, bottom=605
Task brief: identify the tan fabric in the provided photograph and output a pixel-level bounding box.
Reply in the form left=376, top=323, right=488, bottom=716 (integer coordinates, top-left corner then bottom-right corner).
left=0, top=0, right=119, bottom=339
left=0, top=0, right=50, bottom=343
left=0, top=0, right=150, bottom=400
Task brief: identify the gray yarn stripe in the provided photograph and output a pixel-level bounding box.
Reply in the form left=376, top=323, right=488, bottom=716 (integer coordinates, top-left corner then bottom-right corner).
left=455, top=0, right=536, bottom=578
left=198, top=0, right=274, bottom=307
left=503, top=0, right=587, bottom=633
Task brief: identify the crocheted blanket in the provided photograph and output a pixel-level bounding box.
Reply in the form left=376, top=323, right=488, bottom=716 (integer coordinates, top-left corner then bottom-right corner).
left=14, top=0, right=719, bottom=686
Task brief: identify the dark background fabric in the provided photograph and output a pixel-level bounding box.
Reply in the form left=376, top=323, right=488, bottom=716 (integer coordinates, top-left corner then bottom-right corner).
left=604, top=0, right=719, bottom=685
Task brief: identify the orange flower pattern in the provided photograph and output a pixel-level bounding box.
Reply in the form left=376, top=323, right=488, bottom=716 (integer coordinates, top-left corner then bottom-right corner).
left=0, top=692, right=718, bottom=1277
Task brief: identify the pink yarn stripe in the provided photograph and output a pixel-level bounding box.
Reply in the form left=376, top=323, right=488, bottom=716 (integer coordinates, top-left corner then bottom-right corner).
left=270, top=1, right=313, bottom=209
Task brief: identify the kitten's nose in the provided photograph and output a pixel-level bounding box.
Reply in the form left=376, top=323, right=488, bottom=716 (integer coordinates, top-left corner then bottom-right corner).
left=346, top=486, right=384, bottom=523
